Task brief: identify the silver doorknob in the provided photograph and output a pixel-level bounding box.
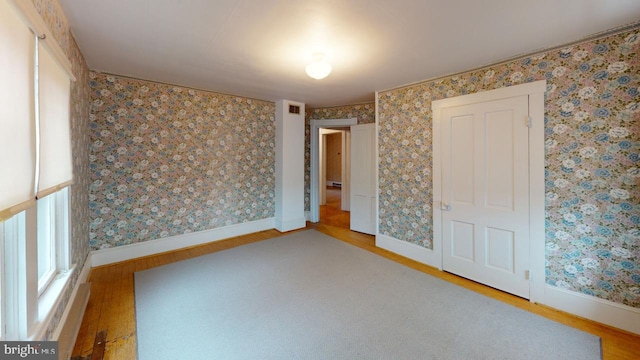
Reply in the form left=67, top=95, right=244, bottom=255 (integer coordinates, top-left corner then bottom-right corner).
left=441, top=202, right=451, bottom=211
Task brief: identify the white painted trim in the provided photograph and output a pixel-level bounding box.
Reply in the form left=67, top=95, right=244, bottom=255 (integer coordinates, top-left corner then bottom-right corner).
left=376, top=234, right=441, bottom=269
left=275, top=217, right=306, bottom=233
left=51, top=255, right=91, bottom=340
left=528, top=86, right=546, bottom=304
left=374, top=92, right=380, bottom=236
left=431, top=81, right=547, bottom=110
left=310, top=118, right=357, bottom=222
left=541, top=285, right=640, bottom=335
left=431, top=80, right=546, bottom=299
left=30, top=265, right=76, bottom=340
left=431, top=104, right=443, bottom=271
left=319, top=130, right=327, bottom=206
left=378, top=235, right=640, bottom=334
left=91, top=218, right=275, bottom=267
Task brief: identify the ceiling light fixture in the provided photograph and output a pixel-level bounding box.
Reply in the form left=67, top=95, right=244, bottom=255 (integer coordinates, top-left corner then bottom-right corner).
left=305, top=52, right=332, bottom=80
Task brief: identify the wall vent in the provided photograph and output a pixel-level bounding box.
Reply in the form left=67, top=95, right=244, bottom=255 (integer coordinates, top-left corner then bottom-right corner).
left=289, top=104, right=300, bottom=114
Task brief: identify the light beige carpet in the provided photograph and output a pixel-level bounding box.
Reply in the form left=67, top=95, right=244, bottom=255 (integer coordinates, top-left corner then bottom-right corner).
left=135, top=230, right=601, bottom=359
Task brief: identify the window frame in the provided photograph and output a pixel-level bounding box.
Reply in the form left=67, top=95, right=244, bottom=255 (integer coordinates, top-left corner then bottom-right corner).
left=36, top=188, right=70, bottom=297
left=37, top=194, right=57, bottom=295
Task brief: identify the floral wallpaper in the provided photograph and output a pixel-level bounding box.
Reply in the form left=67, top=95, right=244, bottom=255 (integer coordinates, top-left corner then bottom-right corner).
left=31, top=0, right=92, bottom=340
left=304, top=103, right=376, bottom=211
left=89, top=73, right=276, bottom=249
left=378, top=29, right=640, bottom=307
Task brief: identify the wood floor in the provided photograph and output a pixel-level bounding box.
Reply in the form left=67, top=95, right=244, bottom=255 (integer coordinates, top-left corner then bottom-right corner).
left=71, top=187, right=640, bottom=359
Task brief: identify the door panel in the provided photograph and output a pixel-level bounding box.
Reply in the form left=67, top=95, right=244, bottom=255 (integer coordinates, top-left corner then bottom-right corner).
left=486, top=227, right=514, bottom=272
left=441, top=95, right=530, bottom=299
left=451, top=221, right=474, bottom=262
left=350, top=123, right=376, bottom=235
left=485, top=110, right=515, bottom=210
left=451, top=115, right=475, bottom=205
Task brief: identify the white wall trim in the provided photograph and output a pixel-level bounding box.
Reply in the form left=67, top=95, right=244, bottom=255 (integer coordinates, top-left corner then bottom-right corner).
left=378, top=233, right=640, bottom=334
left=310, top=118, right=357, bottom=223
left=274, top=217, right=306, bottom=233
left=431, top=81, right=548, bottom=110
left=540, top=285, right=640, bottom=335
left=91, top=218, right=275, bottom=267
left=376, top=234, right=441, bottom=269
left=374, top=92, right=380, bottom=236
left=51, top=255, right=91, bottom=340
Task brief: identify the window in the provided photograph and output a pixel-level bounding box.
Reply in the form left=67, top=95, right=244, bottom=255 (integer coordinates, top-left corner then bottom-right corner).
left=0, top=0, right=75, bottom=340
left=1, top=191, right=71, bottom=340
left=37, top=196, right=56, bottom=294
left=2, top=211, right=27, bottom=340
left=37, top=188, right=70, bottom=296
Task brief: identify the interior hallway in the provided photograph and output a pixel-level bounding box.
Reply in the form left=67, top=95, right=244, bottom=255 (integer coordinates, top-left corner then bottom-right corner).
left=319, top=186, right=351, bottom=230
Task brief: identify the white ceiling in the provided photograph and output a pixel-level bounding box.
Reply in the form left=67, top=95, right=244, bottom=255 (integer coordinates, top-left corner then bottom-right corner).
left=58, top=0, right=640, bottom=107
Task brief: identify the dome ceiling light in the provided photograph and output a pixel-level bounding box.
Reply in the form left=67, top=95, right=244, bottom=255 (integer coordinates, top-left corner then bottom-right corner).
left=305, top=52, right=332, bottom=80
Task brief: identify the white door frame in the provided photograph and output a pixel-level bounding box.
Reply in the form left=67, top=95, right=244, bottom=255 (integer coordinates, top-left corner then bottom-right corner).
left=432, top=80, right=546, bottom=303
left=310, top=118, right=357, bottom=222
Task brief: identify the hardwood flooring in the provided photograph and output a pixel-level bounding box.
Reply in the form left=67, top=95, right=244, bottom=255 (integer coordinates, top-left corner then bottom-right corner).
left=71, top=187, right=640, bottom=359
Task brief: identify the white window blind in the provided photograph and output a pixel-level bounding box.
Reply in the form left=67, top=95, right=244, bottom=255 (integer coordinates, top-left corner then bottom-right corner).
left=36, top=40, right=73, bottom=198
left=0, top=0, right=37, bottom=221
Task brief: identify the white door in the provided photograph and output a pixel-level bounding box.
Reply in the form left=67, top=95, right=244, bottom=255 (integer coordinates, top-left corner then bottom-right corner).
left=441, top=95, right=530, bottom=298
left=350, top=123, right=376, bottom=235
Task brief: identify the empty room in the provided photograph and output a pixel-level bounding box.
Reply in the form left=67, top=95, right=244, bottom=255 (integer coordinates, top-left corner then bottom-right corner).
left=0, top=0, right=639, bottom=359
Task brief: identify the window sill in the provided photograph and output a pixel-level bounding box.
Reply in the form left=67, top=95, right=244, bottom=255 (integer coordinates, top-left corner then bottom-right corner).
left=30, top=265, right=76, bottom=340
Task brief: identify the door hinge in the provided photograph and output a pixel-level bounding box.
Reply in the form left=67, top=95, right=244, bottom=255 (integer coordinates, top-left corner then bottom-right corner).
left=525, top=270, right=530, bottom=280
left=526, top=116, right=532, bottom=128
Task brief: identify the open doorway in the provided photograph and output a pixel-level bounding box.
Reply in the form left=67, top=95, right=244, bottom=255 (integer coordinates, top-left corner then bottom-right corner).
left=310, top=118, right=357, bottom=224
left=310, top=118, right=376, bottom=235
left=319, top=129, right=350, bottom=229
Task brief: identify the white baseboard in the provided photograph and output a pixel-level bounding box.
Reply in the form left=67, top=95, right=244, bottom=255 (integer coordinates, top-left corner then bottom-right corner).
left=376, top=234, right=640, bottom=335
left=91, top=218, right=275, bottom=267
left=376, top=233, right=442, bottom=270
left=540, top=285, right=640, bottom=335
left=304, top=211, right=311, bottom=222
left=274, top=217, right=306, bottom=232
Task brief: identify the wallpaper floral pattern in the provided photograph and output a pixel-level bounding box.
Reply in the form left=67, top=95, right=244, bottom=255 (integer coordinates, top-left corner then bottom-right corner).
left=89, top=73, right=276, bottom=249
left=31, top=0, right=92, bottom=340
left=304, top=104, right=376, bottom=211
left=378, top=29, right=640, bottom=307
